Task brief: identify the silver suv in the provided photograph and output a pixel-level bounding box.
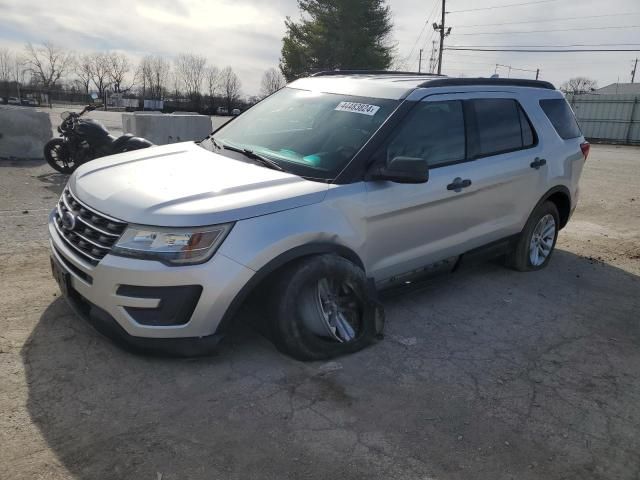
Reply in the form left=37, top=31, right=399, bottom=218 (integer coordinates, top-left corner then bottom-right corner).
left=49, top=72, right=589, bottom=360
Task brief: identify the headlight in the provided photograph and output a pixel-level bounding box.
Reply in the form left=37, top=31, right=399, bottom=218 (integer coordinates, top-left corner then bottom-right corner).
left=112, top=224, right=233, bottom=265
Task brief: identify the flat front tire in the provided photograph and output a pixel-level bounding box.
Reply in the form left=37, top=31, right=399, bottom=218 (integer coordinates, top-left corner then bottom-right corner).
left=508, top=201, right=560, bottom=271
left=267, top=255, right=382, bottom=361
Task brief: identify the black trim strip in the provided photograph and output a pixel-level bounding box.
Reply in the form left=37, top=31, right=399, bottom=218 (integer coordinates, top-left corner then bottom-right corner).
left=419, top=78, right=555, bottom=90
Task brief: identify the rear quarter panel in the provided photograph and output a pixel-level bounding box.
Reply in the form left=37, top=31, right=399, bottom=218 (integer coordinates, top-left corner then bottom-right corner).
left=524, top=91, right=585, bottom=212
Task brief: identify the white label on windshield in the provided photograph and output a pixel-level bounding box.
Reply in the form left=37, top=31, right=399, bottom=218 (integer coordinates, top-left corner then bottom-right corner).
left=334, top=101, right=380, bottom=116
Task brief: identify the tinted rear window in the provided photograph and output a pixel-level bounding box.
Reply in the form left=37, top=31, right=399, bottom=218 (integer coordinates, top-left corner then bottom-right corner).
left=471, top=98, right=535, bottom=157
left=539, top=99, right=582, bottom=139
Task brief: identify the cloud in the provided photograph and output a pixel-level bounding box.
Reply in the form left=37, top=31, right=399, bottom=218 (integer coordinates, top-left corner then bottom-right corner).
left=0, top=0, right=638, bottom=94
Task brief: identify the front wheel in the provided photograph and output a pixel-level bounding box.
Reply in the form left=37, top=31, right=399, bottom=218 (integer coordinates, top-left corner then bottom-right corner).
left=267, top=255, right=383, bottom=361
left=507, top=201, right=560, bottom=271
left=44, top=139, right=76, bottom=174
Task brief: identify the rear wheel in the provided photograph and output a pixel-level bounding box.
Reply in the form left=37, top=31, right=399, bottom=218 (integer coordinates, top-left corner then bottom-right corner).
left=267, top=255, right=382, bottom=361
left=507, top=201, right=560, bottom=271
left=44, top=139, right=75, bottom=174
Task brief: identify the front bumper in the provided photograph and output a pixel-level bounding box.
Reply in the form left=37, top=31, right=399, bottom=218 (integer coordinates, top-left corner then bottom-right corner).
left=48, top=212, right=255, bottom=348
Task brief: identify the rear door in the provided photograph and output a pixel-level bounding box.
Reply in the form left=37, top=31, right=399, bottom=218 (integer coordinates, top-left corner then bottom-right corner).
left=364, top=91, right=543, bottom=282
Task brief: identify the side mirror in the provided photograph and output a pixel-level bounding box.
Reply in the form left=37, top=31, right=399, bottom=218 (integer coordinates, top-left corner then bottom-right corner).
left=90, top=93, right=99, bottom=100
left=368, top=156, right=429, bottom=184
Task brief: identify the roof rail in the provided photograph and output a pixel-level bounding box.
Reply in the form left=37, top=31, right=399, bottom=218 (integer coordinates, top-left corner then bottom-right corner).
left=418, top=77, right=555, bottom=90
left=311, top=69, right=445, bottom=77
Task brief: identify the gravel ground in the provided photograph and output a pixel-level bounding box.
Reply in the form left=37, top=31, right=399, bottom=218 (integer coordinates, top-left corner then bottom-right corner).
left=0, top=145, right=638, bottom=480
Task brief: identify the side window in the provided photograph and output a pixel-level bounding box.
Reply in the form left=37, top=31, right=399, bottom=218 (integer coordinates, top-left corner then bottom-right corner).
left=470, top=98, right=535, bottom=156
left=386, top=100, right=465, bottom=167
left=539, top=98, right=582, bottom=139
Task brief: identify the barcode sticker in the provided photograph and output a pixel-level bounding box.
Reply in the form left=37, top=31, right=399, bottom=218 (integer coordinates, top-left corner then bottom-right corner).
left=334, top=101, right=380, bottom=116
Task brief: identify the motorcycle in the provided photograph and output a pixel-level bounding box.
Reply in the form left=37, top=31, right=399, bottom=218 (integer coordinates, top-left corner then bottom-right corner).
left=44, top=103, right=154, bottom=174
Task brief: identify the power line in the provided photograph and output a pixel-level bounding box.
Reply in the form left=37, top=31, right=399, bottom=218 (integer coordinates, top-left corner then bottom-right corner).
left=447, top=0, right=557, bottom=14
left=446, top=47, right=640, bottom=52
left=404, top=0, right=440, bottom=64
left=455, top=12, right=640, bottom=28
left=448, top=43, right=640, bottom=48
left=452, top=25, right=640, bottom=36
left=417, top=2, right=441, bottom=62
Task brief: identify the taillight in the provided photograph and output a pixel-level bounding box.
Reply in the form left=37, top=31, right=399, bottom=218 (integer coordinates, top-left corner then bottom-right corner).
left=580, top=141, right=590, bottom=160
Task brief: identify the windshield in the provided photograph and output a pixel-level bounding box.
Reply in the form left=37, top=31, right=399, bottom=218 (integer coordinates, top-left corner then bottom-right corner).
left=201, top=87, right=399, bottom=180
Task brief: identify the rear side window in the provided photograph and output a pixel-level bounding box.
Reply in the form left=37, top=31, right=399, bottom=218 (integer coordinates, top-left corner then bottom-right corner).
left=470, top=98, right=535, bottom=157
left=539, top=99, right=582, bottom=139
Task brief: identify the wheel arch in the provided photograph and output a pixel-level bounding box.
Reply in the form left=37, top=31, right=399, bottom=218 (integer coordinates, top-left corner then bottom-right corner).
left=532, top=185, right=572, bottom=229
left=215, top=242, right=365, bottom=333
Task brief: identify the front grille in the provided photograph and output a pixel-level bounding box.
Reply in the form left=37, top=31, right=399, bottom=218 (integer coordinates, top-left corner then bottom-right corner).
left=53, top=188, right=127, bottom=266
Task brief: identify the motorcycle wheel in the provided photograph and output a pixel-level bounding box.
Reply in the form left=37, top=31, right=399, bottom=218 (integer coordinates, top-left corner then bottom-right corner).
left=44, top=139, right=75, bottom=174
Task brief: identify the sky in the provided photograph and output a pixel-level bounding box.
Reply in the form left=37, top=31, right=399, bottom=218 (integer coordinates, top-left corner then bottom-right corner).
left=0, top=0, right=638, bottom=95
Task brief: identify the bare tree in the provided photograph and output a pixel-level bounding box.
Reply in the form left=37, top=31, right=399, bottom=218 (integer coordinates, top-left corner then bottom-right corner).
left=88, top=52, right=112, bottom=98
left=220, top=66, right=241, bottom=112
left=107, top=52, right=132, bottom=93
left=0, top=48, right=11, bottom=83
left=560, top=77, right=598, bottom=95
left=139, top=55, right=170, bottom=100
left=171, top=69, right=181, bottom=99
left=11, top=54, right=27, bottom=100
left=73, top=54, right=92, bottom=94
left=23, top=42, right=74, bottom=105
left=205, top=66, right=220, bottom=109
left=0, top=48, right=12, bottom=101
left=260, top=67, right=286, bottom=97
left=175, top=53, right=206, bottom=104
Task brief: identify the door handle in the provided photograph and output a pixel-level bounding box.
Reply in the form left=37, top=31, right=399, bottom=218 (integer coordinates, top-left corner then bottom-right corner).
left=447, top=177, right=472, bottom=192
left=530, top=157, right=547, bottom=169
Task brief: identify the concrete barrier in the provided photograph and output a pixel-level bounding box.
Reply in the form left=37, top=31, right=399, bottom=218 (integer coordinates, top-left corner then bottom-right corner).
left=122, top=112, right=212, bottom=145
left=0, top=107, right=53, bottom=158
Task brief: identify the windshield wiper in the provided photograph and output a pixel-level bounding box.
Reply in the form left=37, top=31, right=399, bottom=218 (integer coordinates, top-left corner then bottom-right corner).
left=219, top=142, right=285, bottom=172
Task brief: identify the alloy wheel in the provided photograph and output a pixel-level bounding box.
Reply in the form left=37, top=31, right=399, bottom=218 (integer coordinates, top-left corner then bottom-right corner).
left=305, top=278, right=362, bottom=342
left=529, top=213, right=556, bottom=266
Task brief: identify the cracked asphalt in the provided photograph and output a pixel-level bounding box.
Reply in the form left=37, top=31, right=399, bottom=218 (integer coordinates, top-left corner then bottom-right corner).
left=1, top=145, right=639, bottom=479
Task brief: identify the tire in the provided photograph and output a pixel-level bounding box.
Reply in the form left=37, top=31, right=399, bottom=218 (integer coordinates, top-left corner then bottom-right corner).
left=507, top=201, right=560, bottom=272
left=44, top=139, right=75, bottom=174
left=267, top=254, right=383, bottom=361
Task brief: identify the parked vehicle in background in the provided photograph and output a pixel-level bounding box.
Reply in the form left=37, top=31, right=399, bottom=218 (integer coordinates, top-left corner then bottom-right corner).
left=7, top=97, right=20, bottom=105
left=44, top=103, right=154, bottom=173
left=21, top=98, right=38, bottom=106
left=216, top=106, right=229, bottom=115
left=48, top=72, right=588, bottom=360
left=232, top=108, right=241, bottom=115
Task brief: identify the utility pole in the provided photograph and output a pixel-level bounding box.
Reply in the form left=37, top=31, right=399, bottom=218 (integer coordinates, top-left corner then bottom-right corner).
left=536, top=68, right=540, bottom=80
left=433, top=0, right=451, bottom=75
left=429, top=40, right=438, bottom=74
left=418, top=49, right=423, bottom=73
left=632, top=58, right=638, bottom=83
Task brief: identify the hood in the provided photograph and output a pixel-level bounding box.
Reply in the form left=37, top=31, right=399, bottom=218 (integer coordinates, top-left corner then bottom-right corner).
left=69, top=142, right=329, bottom=227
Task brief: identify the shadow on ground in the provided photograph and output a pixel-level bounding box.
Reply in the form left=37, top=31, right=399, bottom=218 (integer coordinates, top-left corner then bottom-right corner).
left=21, top=250, right=640, bottom=480
left=36, top=171, right=67, bottom=197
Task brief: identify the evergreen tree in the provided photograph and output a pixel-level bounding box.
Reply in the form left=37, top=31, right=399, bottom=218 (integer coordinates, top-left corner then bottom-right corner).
left=280, top=0, right=394, bottom=80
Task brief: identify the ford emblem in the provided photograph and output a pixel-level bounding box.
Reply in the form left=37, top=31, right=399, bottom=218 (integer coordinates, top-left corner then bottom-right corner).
left=61, top=211, right=77, bottom=231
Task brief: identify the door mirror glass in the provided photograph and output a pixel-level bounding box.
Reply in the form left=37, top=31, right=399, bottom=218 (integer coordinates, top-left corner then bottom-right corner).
left=60, top=111, right=71, bottom=120
left=369, top=156, right=429, bottom=183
